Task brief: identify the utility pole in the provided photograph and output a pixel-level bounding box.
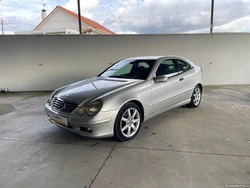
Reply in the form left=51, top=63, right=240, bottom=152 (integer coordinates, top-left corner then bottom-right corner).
left=210, top=0, right=214, bottom=34
left=77, top=0, right=82, bottom=34
left=1, top=20, right=4, bottom=35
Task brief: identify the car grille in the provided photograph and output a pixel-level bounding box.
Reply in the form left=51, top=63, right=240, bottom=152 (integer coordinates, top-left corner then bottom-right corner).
left=52, top=98, right=78, bottom=113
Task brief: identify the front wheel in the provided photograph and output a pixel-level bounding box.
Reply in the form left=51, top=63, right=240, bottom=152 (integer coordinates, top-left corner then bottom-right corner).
left=188, top=85, right=202, bottom=108
left=114, top=103, right=142, bottom=142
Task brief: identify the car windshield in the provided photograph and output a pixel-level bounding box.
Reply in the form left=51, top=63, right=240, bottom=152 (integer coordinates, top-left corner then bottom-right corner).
left=99, top=59, right=155, bottom=80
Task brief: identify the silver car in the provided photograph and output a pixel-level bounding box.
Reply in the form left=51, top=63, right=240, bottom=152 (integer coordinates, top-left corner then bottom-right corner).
left=45, top=56, right=203, bottom=141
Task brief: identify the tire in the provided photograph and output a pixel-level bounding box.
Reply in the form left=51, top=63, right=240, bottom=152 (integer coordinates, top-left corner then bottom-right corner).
left=114, top=102, right=142, bottom=142
left=188, top=85, right=202, bottom=108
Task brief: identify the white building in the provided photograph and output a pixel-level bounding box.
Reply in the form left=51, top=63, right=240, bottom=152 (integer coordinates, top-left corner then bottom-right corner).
left=15, top=6, right=115, bottom=35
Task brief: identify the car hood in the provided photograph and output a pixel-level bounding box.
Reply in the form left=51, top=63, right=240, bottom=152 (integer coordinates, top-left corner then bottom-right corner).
left=56, top=77, right=141, bottom=105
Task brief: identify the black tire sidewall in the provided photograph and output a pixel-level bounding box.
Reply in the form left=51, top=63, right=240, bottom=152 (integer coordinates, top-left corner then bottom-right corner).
left=114, top=102, right=142, bottom=141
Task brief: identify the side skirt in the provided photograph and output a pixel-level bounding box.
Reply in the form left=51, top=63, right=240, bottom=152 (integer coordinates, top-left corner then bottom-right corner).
left=143, top=99, right=191, bottom=122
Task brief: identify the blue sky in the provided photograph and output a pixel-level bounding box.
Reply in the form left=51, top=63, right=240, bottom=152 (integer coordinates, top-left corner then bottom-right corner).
left=1, top=0, right=250, bottom=34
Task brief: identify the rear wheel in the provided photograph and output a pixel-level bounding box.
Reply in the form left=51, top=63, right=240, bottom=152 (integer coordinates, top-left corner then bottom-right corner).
left=188, top=85, right=202, bottom=108
left=114, top=103, right=142, bottom=142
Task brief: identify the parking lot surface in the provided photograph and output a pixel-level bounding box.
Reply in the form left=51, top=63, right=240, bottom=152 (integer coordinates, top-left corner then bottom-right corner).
left=0, top=85, right=250, bottom=188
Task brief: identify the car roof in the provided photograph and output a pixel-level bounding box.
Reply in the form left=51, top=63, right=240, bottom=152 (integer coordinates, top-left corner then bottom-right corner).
left=125, top=56, right=164, bottom=60
left=124, top=56, right=196, bottom=67
left=125, top=55, right=187, bottom=60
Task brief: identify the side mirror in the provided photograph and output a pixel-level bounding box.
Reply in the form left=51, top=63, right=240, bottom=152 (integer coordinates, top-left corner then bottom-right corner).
left=153, top=75, right=168, bottom=83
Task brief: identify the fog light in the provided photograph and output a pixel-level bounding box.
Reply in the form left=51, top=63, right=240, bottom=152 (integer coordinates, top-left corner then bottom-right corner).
left=80, top=127, right=93, bottom=133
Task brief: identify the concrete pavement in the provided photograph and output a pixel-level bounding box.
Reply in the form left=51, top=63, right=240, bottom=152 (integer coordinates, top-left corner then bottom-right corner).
left=0, top=86, right=249, bottom=188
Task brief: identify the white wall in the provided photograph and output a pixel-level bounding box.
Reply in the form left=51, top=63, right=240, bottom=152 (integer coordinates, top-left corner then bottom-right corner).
left=0, top=34, right=250, bottom=91
left=36, top=9, right=89, bottom=32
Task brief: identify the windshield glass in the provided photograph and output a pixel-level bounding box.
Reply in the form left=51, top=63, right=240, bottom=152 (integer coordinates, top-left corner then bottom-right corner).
left=99, top=59, right=155, bottom=80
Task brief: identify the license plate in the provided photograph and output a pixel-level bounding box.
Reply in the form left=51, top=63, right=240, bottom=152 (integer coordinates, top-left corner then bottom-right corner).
left=48, top=113, right=68, bottom=127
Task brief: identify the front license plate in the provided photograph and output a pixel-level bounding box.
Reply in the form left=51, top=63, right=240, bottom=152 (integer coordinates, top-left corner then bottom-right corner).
left=48, top=113, right=68, bottom=127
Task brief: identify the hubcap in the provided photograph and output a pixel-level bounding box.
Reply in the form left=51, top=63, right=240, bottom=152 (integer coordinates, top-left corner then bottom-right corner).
left=120, top=108, right=140, bottom=137
left=193, top=87, right=201, bottom=106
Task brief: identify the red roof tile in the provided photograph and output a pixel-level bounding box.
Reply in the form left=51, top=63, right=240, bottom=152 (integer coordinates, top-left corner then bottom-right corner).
left=34, top=6, right=115, bottom=34
left=58, top=6, right=115, bottom=34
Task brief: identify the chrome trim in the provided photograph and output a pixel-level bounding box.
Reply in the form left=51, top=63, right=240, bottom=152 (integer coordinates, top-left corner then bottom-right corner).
left=52, top=98, right=78, bottom=113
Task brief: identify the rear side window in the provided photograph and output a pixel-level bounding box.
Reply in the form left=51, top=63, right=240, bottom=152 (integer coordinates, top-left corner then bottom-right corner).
left=176, top=59, right=192, bottom=73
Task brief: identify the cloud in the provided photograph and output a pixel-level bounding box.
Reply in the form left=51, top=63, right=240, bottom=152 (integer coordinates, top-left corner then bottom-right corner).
left=214, top=16, right=250, bottom=32
left=102, top=0, right=250, bottom=34
left=103, top=0, right=211, bottom=34
left=64, top=0, right=99, bottom=18
left=0, top=0, right=49, bottom=32
left=0, top=31, right=15, bottom=35
left=185, top=16, right=250, bottom=34
left=0, top=0, right=250, bottom=34
left=116, top=30, right=138, bottom=34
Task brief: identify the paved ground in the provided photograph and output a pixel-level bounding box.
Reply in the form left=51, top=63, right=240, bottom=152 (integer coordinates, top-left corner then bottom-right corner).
left=0, top=85, right=250, bottom=188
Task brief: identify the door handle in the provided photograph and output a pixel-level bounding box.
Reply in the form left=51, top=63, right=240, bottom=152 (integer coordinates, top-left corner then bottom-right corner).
left=179, top=78, right=184, bottom=81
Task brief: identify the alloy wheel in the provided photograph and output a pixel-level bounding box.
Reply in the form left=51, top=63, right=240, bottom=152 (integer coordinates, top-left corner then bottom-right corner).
left=120, top=108, right=140, bottom=138
left=193, top=87, right=201, bottom=106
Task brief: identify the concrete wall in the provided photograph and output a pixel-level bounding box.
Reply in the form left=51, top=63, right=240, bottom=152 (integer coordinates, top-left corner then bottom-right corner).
left=0, top=34, right=250, bottom=91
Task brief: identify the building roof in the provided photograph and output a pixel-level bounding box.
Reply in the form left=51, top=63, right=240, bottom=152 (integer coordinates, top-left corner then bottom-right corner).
left=34, top=6, right=115, bottom=34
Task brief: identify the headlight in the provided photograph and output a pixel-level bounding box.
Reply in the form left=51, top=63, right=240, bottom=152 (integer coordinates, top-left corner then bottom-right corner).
left=78, top=106, right=87, bottom=115
left=78, top=100, right=103, bottom=116
left=86, top=101, right=103, bottom=116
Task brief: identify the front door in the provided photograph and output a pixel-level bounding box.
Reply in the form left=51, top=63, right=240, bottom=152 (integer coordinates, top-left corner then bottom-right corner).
left=151, top=59, right=182, bottom=113
left=175, top=59, right=196, bottom=101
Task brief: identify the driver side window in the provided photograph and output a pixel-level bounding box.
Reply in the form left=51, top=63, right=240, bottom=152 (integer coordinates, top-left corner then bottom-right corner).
left=156, top=59, right=179, bottom=77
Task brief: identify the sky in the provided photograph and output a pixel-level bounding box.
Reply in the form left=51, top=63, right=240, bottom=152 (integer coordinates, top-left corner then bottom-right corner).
left=0, top=0, right=250, bottom=34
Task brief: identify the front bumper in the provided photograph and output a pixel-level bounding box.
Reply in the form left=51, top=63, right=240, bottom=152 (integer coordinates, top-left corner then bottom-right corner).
left=45, top=103, right=119, bottom=138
